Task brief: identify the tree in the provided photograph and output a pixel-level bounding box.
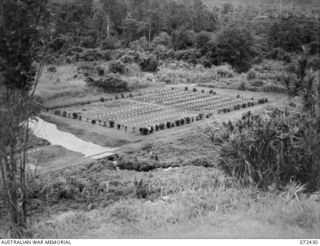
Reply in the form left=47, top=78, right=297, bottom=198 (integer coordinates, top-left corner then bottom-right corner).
left=268, top=15, right=320, bottom=53
left=100, top=0, right=127, bottom=35
left=122, top=17, right=139, bottom=45
left=172, top=29, right=196, bottom=50
left=0, top=0, right=50, bottom=238
left=90, top=8, right=111, bottom=43
left=51, top=0, right=93, bottom=46
left=208, top=25, right=258, bottom=72
left=152, top=32, right=172, bottom=47
left=162, top=1, right=190, bottom=34
left=284, top=46, right=320, bottom=117
left=195, top=31, right=212, bottom=49
left=188, top=0, right=217, bottom=32
left=221, top=3, right=235, bottom=15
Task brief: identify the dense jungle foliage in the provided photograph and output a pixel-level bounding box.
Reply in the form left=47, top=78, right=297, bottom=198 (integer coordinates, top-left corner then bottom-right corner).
left=48, top=0, right=320, bottom=72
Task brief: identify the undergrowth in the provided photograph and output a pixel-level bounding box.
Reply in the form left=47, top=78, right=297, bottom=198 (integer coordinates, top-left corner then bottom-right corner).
left=213, top=109, right=320, bottom=191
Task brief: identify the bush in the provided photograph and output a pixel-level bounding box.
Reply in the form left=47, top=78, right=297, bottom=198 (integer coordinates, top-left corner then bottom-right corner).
left=174, top=49, right=201, bottom=64
left=239, top=81, right=246, bottom=91
left=79, top=48, right=101, bottom=61
left=120, top=55, right=135, bottom=64
left=267, top=48, right=293, bottom=63
left=72, top=112, right=78, bottom=119
left=152, top=32, right=171, bottom=47
left=70, top=46, right=84, bottom=54
left=47, top=66, right=57, bottom=73
left=216, top=65, right=234, bottom=78
left=87, top=74, right=128, bottom=92
left=249, top=80, right=264, bottom=87
left=101, top=36, right=121, bottom=50
left=246, top=70, right=257, bottom=80
left=77, top=62, right=96, bottom=76
left=50, top=34, right=73, bottom=52
left=100, top=50, right=112, bottom=61
left=126, top=63, right=141, bottom=77
left=96, top=66, right=105, bottom=76
left=308, top=56, right=320, bottom=70
left=152, top=45, right=175, bottom=60
left=130, top=37, right=149, bottom=51
left=117, top=156, right=158, bottom=172
left=215, top=110, right=320, bottom=191
left=65, top=56, right=73, bottom=64
left=139, top=54, right=158, bottom=72
left=195, top=31, right=212, bottom=49
left=198, top=56, right=212, bottom=68
left=109, top=60, right=127, bottom=74
left=172, top=29, right=196, bottom=50
left=80, top=36, right=96, bottom=49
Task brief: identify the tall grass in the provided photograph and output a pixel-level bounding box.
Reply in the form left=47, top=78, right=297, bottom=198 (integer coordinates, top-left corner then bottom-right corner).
left=30, top=166, right=320, bottom=238
left=214, top=109, right=320, bottom=191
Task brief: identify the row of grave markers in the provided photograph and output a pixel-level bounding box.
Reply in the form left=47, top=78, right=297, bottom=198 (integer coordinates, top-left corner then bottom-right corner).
left=52, top=97, right=269, bottom=136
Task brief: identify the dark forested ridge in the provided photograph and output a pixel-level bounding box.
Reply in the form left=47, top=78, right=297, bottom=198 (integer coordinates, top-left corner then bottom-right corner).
left=47, top=0, right=320, bottom=72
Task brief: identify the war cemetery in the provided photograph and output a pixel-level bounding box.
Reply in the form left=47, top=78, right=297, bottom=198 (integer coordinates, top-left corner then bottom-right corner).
left=2, top=0, right=320, bottom=240
left=52, top=87, right=268, bottom=136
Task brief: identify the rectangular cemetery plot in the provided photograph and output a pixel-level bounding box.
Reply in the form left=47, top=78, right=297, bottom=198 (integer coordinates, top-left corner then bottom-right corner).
left=61, top=99, right=199, bottom=129
left=52, top=88, right=268, bottom=135
left=132, top=89, right=253, bottom=112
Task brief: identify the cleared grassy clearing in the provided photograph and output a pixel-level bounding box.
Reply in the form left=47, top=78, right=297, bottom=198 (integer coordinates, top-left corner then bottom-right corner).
left=36, top=64, right=160, bottom=109
left=37, top=65, right=89, bottom=98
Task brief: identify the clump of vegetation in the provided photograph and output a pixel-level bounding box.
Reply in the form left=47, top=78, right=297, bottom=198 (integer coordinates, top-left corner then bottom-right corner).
left=216, top=64, right=234, bottom=78
left=152, top=45, right=175, bottom=60
left=116, top=156, right=159, bottom=172
left=109, top=60, right=128, bottom=74
left=47, top=66, right=57, bottom=73
left=139, top=54, right=159, bottom=72
left=120, top=55, right=135, bottom=64
left=86, top=74, right=128, bottom=92
left=214, top=109, right=320, bottom=191
left=101, top=36, right=121, bottom=50
left=174, top=49, right=201, bottom=64
left=246, top=70, right=257, bottom=80
left=78, top=48, right=102, bottom=62
left=283, top=46, right=320, bottom=116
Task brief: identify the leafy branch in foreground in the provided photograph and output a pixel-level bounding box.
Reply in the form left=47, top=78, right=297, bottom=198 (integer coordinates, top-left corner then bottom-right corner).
left=0, top=0, right=50, bottom=238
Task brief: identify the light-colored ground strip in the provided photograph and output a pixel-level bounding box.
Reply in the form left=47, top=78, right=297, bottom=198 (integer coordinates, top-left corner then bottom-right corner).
left=29, top=118, right=117, bottom=159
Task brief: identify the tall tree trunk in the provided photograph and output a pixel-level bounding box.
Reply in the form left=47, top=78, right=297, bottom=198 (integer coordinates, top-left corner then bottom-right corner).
left=148, top=23, right=151, bottom=47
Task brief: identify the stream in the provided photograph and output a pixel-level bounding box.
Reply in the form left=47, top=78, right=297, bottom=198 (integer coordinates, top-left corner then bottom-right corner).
left=29, top=118, right=117, bottom=160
